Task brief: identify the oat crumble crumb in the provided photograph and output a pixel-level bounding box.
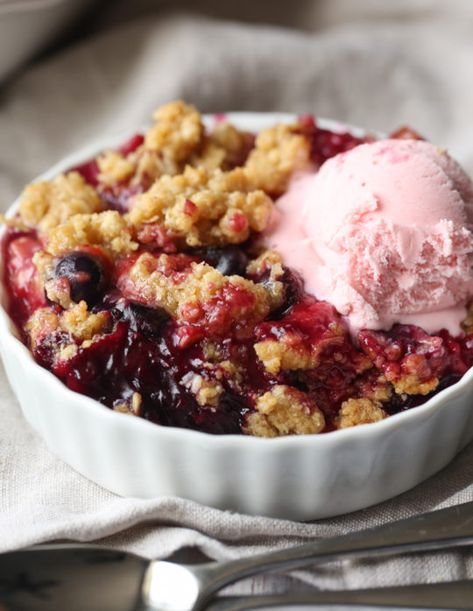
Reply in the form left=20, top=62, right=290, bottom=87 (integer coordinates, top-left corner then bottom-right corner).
left=245, top=385, right=325, bottom=437
left=97, top=151, right=136, bottom=186
left=181, top=372, right=223, bottom=407
left=121, top=253, right=273, bottom=337
left=61, top=301, right=110, bottom=341
left=19, top=172, right=103, bottom=232
left=25, top=307, right=60, bottom=349
left=393, top=374, right=439, bottom=396
left=114, top=392, right=143, bottom=417
left=145, top=100, right=203, bottom=162
left=254, top=323, right=346, bottom=374
left=244, top=123, right=312, bottom=196
left=46, top=210, right=138, bottom=256
left=335, top=398, right=387, bottom=429
left=128, top=166, right=272, bottom=247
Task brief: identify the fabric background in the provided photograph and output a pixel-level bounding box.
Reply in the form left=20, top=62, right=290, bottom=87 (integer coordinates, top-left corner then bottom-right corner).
left=1, top=0, right=473, bottom=596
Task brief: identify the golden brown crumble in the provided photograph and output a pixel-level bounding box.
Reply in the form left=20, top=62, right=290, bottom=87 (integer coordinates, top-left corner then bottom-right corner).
left=45, top=211, right=138, bottom=256
left=97, top=151, right=136, bottom=186
left=134, top=149, right=180, bottom=185
left=25, top=307, right=60, bottom=349
left=93, top=102, right=257, bottom=193
left=254, top=323, right=347, bottom=375
left=26, top=301, right=110, bottom=350
left=114, top=392, right=143, bottom=416
left=246, top=250, right=284, bottom=278
left=245, top=385, right=325, bottom=437
left=122, top=252, right=274, bottom=336
left=393, top=373, right=439, bottom=396
left=244, top=123, right=312, bottom=196
left=190, top=122, right=253, bottom=171
left=58, top=344, right=79, bottom=361
left=98, top=115, right=254, bottom=190
left=383, top=353, right=439, bottom=396
left=127, top=166, right=272, bottom=247
left=60, top=301, right=110, bottom=341
left=180, top=372, right=224, bottom=407
left=335, top=398, right=388, bottom=429
left=145, top=100, right=203, bottom=163
left=19, top=172, right=103, bottom=232
left=97, top=101, right=203, bottom=188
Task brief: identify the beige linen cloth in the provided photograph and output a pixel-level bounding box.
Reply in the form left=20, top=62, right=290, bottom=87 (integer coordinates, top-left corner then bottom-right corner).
left=2, top=3, right=473, bottom=592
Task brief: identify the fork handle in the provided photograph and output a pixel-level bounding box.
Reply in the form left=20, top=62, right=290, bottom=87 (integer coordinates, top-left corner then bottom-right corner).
left=195, top=501, right=473, bottom=605
left=206, top=580, right=473, bottom=610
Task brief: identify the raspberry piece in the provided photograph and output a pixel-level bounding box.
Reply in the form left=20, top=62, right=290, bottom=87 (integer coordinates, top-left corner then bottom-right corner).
left=5, top=231, right=47, bottom=325
left=358, top=325, right=468, bottom=395
left=298, top=114, right=373, bottom=166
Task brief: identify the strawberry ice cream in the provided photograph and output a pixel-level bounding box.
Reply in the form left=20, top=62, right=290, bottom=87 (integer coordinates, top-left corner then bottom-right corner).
left=266, top=139, right=473, bottom=334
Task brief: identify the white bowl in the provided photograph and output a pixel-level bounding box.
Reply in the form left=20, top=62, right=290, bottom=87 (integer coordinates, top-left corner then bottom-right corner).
left=2, top=113, right=473, bottom=521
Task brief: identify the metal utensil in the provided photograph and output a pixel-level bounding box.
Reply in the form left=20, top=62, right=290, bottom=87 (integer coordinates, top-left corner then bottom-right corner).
left=205, top=581, right=473, bottom=610
left=2, top=501, right=473, bottom=611
left=0, top=547, right=146, bottom=611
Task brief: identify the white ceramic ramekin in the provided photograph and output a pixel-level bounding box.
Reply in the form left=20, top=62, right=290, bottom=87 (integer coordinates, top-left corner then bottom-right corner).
left=2, top=113, right=473, bottom=521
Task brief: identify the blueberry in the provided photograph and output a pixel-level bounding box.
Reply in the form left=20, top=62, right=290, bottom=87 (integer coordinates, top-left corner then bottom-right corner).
left=193, top=246, right=249, bottom=276
left=55, top=251, right=106, bottom=305
left=113, top=299, right=170, bottom=339
left=269, top=268, right=303, bottom=320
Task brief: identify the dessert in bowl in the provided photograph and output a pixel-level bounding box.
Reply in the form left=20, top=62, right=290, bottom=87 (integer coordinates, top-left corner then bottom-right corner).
left=1, top=102, right=473, bottom=519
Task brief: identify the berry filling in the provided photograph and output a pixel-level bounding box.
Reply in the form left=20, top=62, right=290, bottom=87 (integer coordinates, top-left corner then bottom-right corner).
left=3, top=102, right=472, bottom=436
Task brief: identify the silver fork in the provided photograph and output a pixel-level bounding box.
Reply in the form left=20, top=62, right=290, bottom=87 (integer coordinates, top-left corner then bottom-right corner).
left=205, top=581, right=473, bottom=610
left=2, top=501, right=473, bottom=611
left=142, top=501, right=473, bottom=610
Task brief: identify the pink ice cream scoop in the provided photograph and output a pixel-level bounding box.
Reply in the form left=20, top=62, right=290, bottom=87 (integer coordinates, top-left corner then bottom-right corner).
left=266, top=138, right=473, bottom=334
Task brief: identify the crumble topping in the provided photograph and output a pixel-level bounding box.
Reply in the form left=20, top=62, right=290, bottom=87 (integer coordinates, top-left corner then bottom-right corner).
left=19, top=172, right=103, bottom=232
left=246, top=385, right=325, bottom=437
left=180, top=372, right=224, bottom=407
left=392, top=371, right=439, bottom=396
left=335, top=398, right=387, bottom=429
left=244, top=124, right=312, bottom=196
left=97, top=151, right=136, bottom=186
left=246, top=250, right=284, bottom=278
left=26, top=301, right=109, bottom=353
left=45, top=210, right=138, bottom=256
left=60, top=301, right=110, bottom=341
left=254, top=303, right=348, bottom=374
left=191, top=122, right=254, bottom=171
left=97, top=104, right=254, bottom=190
left=112, top=392, right=143, bottom=416
left=118, top=252, right=274, bottom=339
left=127, top=166, right=272, bottom=246
left=114, top=392, right=143, bottom=416
left=113, top=101, right=204, bottom=185
left=145, top=100, right=203, bottom=163
left=25, top=307, right=61, bottom=349
left=358, top=328, right=446, bottom=397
